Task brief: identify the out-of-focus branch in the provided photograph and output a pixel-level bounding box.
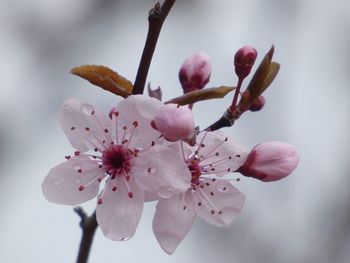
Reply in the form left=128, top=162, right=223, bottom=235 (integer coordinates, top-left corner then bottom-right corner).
left=133, top=0, right=177, bottom=95
left=74, top=207, right=98, bottom=263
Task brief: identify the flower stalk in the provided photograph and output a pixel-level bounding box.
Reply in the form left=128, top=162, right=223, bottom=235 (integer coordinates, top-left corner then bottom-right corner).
left=133, top=0, right=177, bottom=95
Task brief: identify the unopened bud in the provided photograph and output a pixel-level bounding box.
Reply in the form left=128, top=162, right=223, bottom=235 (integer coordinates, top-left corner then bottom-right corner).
left=249, top=95, right=265, bottom=112
left=238, top=142, right=299, bottom=182
left=151, top=104, right=195, bottom=142
left=179, top=52, right=212, bottom=93
left=234, top=46, right=257, bottom=80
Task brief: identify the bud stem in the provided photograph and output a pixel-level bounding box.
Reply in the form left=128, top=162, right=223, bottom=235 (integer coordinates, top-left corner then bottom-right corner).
left=230, top=78, right=244, bottom=111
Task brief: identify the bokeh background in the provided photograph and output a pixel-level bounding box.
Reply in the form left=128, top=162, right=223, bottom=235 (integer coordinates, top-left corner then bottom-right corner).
left=1, top=0, right=349, bottom=262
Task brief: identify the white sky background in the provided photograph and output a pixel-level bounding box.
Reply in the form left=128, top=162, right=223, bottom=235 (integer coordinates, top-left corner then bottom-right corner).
left=0, top=0, right=350, bottom=262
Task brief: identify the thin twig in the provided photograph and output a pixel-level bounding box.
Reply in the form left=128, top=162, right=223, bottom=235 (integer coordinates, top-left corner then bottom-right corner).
left=133, top=0, right=177, bottom=95
left=74, top=207, right=98, bottom=263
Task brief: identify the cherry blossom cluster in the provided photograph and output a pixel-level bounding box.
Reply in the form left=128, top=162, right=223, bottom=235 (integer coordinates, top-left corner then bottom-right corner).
left=42, top=46, right=299, bottom=254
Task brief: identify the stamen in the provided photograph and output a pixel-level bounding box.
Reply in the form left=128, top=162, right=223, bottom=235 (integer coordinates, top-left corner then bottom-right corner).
left=112, top=112, right=120, bottom=144
left=122, top=169, right=133, bottom=198
left=126, top=121, right=138, bottom=148
left=197, top=187, right=220, bottom=213
left=194, top=130, right=209, bottom=154
left=97, top=177, right=112, bottom=205
left=92, top=114, right=112, bottom=145
left=200, top=139, right=227, bottom=162
left=200, top=156, right=232, bottom=169
left=78, top=171, right=105, bottom=192
left=138, top=141, right=155, bottom=154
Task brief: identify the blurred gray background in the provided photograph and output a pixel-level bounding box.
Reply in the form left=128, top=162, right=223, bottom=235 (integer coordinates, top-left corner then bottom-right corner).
left=0, top=0, right=349, bottom=262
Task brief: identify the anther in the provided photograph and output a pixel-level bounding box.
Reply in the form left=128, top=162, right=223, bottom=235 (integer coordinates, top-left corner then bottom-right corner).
left=218, top=210, right=223, bottom=215
left=236, top=154, right=241, bottom=157
left=123, top=126, right=127, bottom=130
left=128, top=192, right=133, bottom=198
left=98, top=198, right=103, bottom=205
left=210, top=192, right=214, bottom=196
left=125, top=175, right=130, bottom=181
left=133, top=121, right=139, bottom=127
left=112, top=186, right=117, bottom=191
left=65, top=155, right=71, bottom=160
left=210, top=210, right=215, bottom=214
left=78, top=185, right=85, bottom=191
left=198, top=202, right=202, bottom=206
left=70, top=127, right=76, bottom=131
left=224, top=137, right=228, bottom=142
left=201, top=143, right=205, bottom=147
left=74, top=151, right=80, bottom=156
left=113, top=111, right=119, bottom=117
left=85, top=127, right=90, bottom=131
left=104, top=128, right=109, bottom=133
left=77, top=169, right=82, bottom=173
left=183, top=206, right=186, bottom=210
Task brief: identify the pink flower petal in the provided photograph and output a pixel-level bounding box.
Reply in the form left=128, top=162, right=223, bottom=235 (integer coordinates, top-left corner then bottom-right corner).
left=59, top=99, right=112, bottom=151
left=193, top=178, right=245, bottom=227
left=114, top=95, right=162, bottom=148
left=132, top=145, right=191, bottom=199
left=190, top=131, right=248, bottom=176
left=153, top=192, right=196, bottom=254
left=42, top=156, right=101, bottom=205
left=96, top=177, right=144, bottom=241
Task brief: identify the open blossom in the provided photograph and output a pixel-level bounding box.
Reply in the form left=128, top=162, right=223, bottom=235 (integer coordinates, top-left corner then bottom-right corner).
left=151, top=103, right=195, bottom=142
left=238, top=141, right=299, bottom=182
left=152, top=131, right=248, bottom=254
left=42, top=95, right=191, bottom=241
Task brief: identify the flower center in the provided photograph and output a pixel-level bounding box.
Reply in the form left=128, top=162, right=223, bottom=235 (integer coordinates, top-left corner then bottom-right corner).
left=102, top=145, right=132, bottom=176
left=188, top=158, right=202, bottom=186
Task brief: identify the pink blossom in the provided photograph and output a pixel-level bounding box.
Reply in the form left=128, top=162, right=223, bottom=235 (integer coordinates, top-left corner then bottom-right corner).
left=234, top=45, right=257, bottom=80
left=238, top=141, right=299, bottom=182
left=179, top=52, right=212, bottom=93
left=151, top=104, right=195, bottom=142
left=42, top=95, right=191, bottom=241
left=152, top=131, right=247, bottom=254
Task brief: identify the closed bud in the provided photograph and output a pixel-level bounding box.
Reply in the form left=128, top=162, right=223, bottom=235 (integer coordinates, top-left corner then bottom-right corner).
left=234, top=46, right=257, bottom=80
left=151, top=104, right=195, bottom=142
left=179, top=52, right=212, bottom=93
left=249, top=95, right=265, bottom=112
left=238, top=142, right=299, bottom=182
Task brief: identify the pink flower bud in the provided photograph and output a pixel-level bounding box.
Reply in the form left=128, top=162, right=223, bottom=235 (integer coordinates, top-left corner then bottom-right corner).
left=234, top=46, right=257, bottom=80
left=179, top=52, right=212, bottom=93
left=249, top=95, right=265, bottom=112
left=151, top=104, right=195, bottom=142
left=238, top=142, right=299, bottom=182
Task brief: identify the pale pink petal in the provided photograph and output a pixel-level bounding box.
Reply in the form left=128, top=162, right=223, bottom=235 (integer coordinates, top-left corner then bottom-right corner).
left=96, top=177, right=144, bottom=241
left=193, top=178, right=245, bottom=227
left=189, top=131, right=248, bottom=176
left=153, top=192, right=196, bottom=254
left=42, top=156, right=102, bottom=205
left=59, top=99, right=112, bottom=151
left=114, top=95, right=162, bottom=148
left=132, top=145, right=191, bottom=199
left=144, top=190, right=159, bottom=202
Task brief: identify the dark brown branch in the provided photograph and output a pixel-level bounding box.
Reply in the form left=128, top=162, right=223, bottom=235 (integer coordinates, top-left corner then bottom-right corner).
left=74, top=207, right=98, bottom=263
left=133, top=0, right=176, bottom=95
